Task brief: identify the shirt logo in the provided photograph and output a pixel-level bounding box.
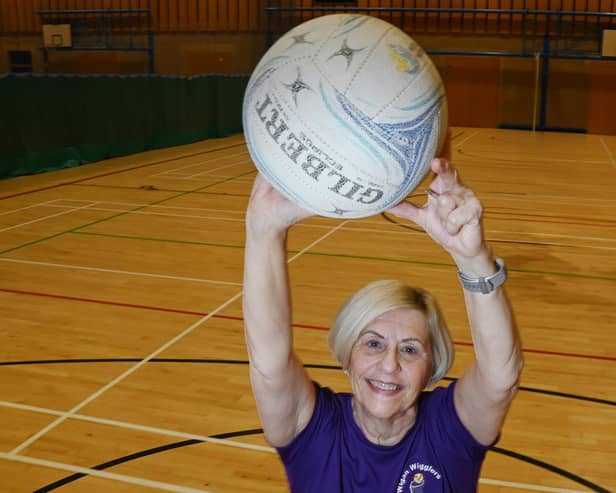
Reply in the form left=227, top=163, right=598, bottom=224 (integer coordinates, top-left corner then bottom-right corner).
left=396, top=462, right=442, bottom=492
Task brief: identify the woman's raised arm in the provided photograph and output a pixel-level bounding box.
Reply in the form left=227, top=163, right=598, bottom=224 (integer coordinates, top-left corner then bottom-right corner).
left=242, top=174, right=316, bottom=447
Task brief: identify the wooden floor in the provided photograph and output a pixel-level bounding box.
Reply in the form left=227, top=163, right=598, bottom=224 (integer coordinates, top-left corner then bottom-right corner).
left=0, top=128, right=615, bottom=493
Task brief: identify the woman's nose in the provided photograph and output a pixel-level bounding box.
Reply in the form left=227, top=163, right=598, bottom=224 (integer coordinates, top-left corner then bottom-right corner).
left=380, top=347, right=401, bottom=373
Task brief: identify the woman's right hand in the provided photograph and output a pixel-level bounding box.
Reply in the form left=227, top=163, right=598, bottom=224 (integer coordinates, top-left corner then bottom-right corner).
left=246, top=173, right=314, bottom=236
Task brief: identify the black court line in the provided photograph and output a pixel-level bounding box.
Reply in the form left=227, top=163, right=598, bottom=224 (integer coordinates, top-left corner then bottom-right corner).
left=31, top=429, right=262, bottom=493
left=0, top=142, right=246, bottom=201
left=0, top=358, right=613, bottom=407
left=30, top=428, right=610, bottom=492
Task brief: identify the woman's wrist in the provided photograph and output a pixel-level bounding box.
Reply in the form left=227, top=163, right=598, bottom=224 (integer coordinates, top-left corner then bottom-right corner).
left=452, top=247, right=497, bottom=278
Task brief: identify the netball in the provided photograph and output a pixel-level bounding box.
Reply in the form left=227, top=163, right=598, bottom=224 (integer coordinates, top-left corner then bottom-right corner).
left=242, top=14, right=448, bottom=218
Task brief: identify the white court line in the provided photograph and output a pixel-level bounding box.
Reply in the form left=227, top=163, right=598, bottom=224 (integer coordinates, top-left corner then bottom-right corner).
left=0, top=453, right=211, bottom=493
left=0, top=202, right=99, bottom=233
left=10, top=202, right=616, bottom=251
left=0, top=258, right=243, bottom=286
left=0, top=400, right=275, bottom=453
left=0, top=200, right=57, bottom=216
left=42, top=199, right=247, bottom=215
left=0, top=400, right=592, bottom=493
left=1, top=205, right=598, bottom=492
left=453, top=129, right=480, bottom=149
left=7, top=217, right=347, bottom=457
left=74, top=206, right=248, bottom=224
left=599, top=137, right=616, bottom=169
left=8, top=291, right=244, bottom=456
left=7, top=199, right=614, bottom=251
left=150, top=149, right=248, bottom=178
left=183, top=155, right=251, bottom=180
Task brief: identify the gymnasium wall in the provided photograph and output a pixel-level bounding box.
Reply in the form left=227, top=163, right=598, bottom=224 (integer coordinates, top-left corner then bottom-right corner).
left=1, top=1, right=615, bottom=179
left=0, top=73, right=247, bottom=179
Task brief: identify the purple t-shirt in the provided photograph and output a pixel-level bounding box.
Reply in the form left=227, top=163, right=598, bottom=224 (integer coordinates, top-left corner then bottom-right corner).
left=277, top=381, right=491, bottom=492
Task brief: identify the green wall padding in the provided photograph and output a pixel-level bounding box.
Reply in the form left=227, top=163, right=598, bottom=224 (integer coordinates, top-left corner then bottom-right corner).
left=0, top=73, right=248, bottom=180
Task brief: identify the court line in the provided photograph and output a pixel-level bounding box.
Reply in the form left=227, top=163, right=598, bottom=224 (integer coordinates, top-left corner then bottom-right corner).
left=0, top=452, right=211, bottom=493
left=0, top=400, right=275, bottom=453
left=0, top=258, right=243, bottom=286
left=0, top=142, right=246, bottom=201
left=0, top=169, right=257, bottom=256
left=0, top=202, right=100, bottom=233
left=39, top=200, right=616, bottom=243
left=7, top=290, right=242, bottom=456
left=150, top=148, right=248, bottom=178
left=453, top=129, right=480, bottom=149
left=1, top=287, right=614, bottom=363
left=7, top=212, right=347, bottom=458
left=2, top=361, right=615, bottom=405
left=0, top=200, right=58, bottom=216
left=43, top=199, right=247, bottom=215
left=6, top=200, right=616, bottom=252
left=0, top=401, right=599, bottom=493
left=26, top=194, right=616, bottom=230
left=60, top=230, right=616, bottom=283
left=183, top=154, right=251, bottom=179
left=599, top=137, right=616, bottom=169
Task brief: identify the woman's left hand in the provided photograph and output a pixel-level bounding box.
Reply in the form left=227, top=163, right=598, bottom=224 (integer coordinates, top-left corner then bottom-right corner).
left=388, top=158, right=487, bottom=263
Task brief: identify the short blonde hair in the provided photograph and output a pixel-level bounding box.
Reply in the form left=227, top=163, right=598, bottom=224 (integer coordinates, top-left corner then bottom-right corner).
left=328, top=280, right=453, bottom=388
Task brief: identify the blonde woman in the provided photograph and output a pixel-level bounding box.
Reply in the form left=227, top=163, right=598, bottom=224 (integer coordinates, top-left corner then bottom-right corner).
left=242, top=157, right=523, bottom=492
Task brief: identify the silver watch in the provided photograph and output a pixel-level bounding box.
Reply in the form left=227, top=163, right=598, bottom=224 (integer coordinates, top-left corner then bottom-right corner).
left=458, top=258, right=507, bottom=294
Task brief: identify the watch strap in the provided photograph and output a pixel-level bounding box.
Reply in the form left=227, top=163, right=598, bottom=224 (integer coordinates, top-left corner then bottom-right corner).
left=458, top=258, right=507, bottom=294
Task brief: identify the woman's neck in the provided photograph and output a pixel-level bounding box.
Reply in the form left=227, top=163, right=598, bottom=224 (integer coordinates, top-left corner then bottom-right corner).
left=351, top=398, right=418, bottom=446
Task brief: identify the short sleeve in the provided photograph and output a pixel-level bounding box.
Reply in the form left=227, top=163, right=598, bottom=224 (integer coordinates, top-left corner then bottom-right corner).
left=423, top=381, right=496, bottom=462
left=277, top=382, right=340, bottom=465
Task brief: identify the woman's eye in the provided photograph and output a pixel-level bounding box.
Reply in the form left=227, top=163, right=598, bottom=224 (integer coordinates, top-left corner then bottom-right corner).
left=366, top=339, right=382, bottom=350
left=402, top=346, right=418, bottom=355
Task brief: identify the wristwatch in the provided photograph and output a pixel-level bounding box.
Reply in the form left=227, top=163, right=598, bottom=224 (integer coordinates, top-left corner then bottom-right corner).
left=458, top=258, right=507, bottom=294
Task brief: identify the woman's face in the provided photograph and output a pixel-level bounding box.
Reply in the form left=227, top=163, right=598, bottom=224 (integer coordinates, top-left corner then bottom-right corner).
left=347, top=307, right=432, bottom=422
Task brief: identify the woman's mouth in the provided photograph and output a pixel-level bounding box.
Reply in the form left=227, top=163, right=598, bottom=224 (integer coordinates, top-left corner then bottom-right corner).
left=367, top=379, right=402, bottom=392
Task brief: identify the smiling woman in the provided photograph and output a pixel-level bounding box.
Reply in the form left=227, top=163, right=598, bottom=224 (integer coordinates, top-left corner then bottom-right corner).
left=329, top=280, right=453, bottom=388
left=242, top=155, right=524, bottom=492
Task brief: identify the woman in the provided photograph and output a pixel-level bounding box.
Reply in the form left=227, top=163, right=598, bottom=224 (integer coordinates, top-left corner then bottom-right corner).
left=242, top=157, right=523, bottom=492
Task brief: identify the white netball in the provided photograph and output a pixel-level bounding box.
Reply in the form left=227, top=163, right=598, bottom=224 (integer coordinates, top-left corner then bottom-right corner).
left=242, top=14, right=448, bottom=218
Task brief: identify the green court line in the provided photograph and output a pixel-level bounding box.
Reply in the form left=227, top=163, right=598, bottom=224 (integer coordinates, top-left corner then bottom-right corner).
left=63, top=230, right=616, bottom=283
left=0, top=169, right=257, bottom=256
left=72, top=230, right=244, bottom=250
left=300, top=250, right=616, bottom=282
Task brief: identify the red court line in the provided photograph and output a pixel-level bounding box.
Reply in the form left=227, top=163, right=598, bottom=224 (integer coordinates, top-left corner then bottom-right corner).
left=1, top=287, right=614, bottom=363
left=0, top=143, right=245, bottom=201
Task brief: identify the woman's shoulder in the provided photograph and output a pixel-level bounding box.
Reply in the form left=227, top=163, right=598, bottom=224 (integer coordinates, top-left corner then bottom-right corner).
left=313, top=381, right=351, bottom=413
left=419, top=381, right=455, bottom=410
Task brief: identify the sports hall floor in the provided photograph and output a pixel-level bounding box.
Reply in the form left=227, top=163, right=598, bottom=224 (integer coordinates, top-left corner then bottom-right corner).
left=0, top=128, right=614, bottom=492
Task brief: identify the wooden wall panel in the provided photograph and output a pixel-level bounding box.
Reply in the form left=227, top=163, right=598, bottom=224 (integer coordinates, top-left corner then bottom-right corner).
left=587, top=60, right=616, bottom=135
left=1, top=1, right=612, bottom=35
left=238, top=0, right=249, bottom=31
left=177, top=0, right=189, bottom=30
left=442, top=56, right=500, bottom=128
left=227, top=0, right=238, bottom=31
left=168, top=0, right=180, bottom=30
